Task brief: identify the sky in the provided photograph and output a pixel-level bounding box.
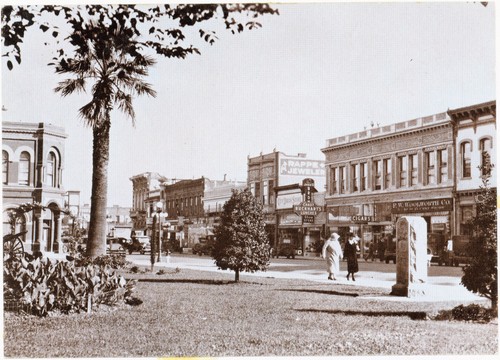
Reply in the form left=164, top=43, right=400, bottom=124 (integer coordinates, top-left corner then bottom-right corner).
left=1, top=1, right=496, bottom=207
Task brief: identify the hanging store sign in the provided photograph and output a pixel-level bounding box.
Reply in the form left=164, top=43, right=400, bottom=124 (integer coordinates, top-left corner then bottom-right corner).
left=293, top=202, right=323, bottom=216
left=391, top=198, right=453, bottom=214
left=351, top=215, right=373, bottom=223
left=276, top=193, right=303, bottom=210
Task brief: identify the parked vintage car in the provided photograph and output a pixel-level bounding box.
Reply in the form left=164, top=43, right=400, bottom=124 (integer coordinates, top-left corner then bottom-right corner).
left=274, top=243, right=296, bottom=259
left=106, top=237, right=128, bottom=255
left=123, top=235, right=150, bottom=254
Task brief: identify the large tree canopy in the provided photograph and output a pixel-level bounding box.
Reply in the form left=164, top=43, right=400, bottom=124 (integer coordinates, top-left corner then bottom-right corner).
left=2, top=4, right=278, bottom=68
left=2, top=4, right=278, bottom=257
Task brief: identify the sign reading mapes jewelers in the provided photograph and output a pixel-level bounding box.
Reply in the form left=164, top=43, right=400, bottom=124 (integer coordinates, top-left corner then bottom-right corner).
left=391, top=198, right=453, bottom=214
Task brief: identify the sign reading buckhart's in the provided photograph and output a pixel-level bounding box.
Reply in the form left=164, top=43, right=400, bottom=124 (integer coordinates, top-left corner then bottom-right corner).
left=391, top=198, right=453, bottom=214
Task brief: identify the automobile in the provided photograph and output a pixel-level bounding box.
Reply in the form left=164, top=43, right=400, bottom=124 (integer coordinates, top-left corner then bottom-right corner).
left=383, top=249, right=396, bottom=264
left=106, top=237, right=127, bottom=255
left=124, top=235, right=150, bottom=254
left=274, top=243, right=296, bottom=259
left=192, top=242, right=212, bottom=256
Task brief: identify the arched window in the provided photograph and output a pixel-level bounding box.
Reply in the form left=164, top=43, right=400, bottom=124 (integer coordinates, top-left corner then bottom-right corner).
left=18, top=152, right=30, bottom=186
left=460, top=141, right=472, bottom=178
left=46, top=152, right=56, bottom=187
left=480, top=137, right=492, bottom=176
left=2, top=150, right=8, bottom=184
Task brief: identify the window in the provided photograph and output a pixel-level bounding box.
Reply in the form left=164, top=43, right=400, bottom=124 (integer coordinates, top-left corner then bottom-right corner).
left=2, top=151, right=8, bottom=184
left=480, top=138, right=492, bottom=176
left=426, top=151, right=435, bottom=185
left=461, top=142, right=472, bottom=178
left=18, top=152, right=30, bottom=186
left=398, top=156, right=407, bottom=187
left=339, top=166, right=346, bottom=194
left=438, top=149, right=448, bottom=183
left=383, top=159, right=391, bottom=189
left=254, top=182, right=261, bottom=202
left=409, top=154, right=418, bottom=186
left=268, top=180, right=274, bottom=205
left=373, top=160, right=382, bottom=190
left=352, top=164, right=359, bottom=192
left=360, top=163, right=367, bottom=191
left=263, top=181, right=269, bottom=204
left=45, top=152, right=56, bottom=187
left=330, top=167, right=337, bottom=195
left=460, top=205, right=474, bottom=236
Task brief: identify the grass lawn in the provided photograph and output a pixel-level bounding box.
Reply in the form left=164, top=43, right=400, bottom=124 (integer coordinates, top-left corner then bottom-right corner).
left=3, top=267, right=497, bottom=357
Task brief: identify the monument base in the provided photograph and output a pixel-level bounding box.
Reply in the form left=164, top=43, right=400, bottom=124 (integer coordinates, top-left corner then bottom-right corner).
left=391, top=283, right=428, bottom=298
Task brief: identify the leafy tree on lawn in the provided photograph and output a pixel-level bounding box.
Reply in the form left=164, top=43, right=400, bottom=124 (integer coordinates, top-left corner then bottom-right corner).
left=2, top=4, right=278, bottom=257
left=212, top=188, right=271, bottom=282
left=461, top=160, right=497, bottom=315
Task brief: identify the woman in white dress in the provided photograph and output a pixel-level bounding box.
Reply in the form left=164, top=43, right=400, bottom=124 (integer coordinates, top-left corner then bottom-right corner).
left=321, top=232, right=343, bottom=280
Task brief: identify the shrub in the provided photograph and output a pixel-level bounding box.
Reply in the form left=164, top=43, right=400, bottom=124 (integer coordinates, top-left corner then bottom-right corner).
left=461, top=162, right=497, bottom=314
left=451, top=304, right=493, bottom=322
left=212, top=188, right=270, bottom=282
left=3, top=255, right=138, bottom=316
left=434, top=304, right=494, bottom=323
left=75, top=254, right=128, bottom=269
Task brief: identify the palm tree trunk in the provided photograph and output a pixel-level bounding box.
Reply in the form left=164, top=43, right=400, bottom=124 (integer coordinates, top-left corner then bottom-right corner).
left=86, top=120, right=110, bottom=257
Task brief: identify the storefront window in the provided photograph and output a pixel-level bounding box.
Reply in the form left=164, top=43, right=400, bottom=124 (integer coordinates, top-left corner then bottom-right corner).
left=480, top=138, right=492, bottom=176
left=383, top=158, right=391, bottom=189
left=438, top=149, right=448, bottom=183
left=352, top=164, right=359, bottom=192
left=339, top=166, right=346, bottom=194
left=374, top=160, right=382, bottom=190
left=461, top=141, right=472, bottom=178
left=330, top=167, right=337, bottom=195
left=409, top=154, right=418, bottom=186
left=426, top=151, right=435, bottom=185
left=360, top=162, right=367, bottom=191
left=398, top=156, right=407, bottom=187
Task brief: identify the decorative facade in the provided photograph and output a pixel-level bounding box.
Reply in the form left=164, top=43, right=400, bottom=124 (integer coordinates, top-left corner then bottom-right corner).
left=247, top=151, right=326, bottom=251
left=129, top=172, right=166, bottom=233
left=2, top=121, right=67, bottom=254
left=448, top=100, right=496, bottom=238
left=322, top=111, right=455, bottom=254
left=321, top=100, right=496, bottom=257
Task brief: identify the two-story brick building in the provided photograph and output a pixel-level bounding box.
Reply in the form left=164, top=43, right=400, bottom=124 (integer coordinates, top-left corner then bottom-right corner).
left=321, top=100, right=495, bottom=259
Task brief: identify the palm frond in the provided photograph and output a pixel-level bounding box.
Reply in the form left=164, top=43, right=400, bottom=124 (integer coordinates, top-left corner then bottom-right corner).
left=114, top=90, right=136, bottom=123
left=54, top=78, right=86, bottom=97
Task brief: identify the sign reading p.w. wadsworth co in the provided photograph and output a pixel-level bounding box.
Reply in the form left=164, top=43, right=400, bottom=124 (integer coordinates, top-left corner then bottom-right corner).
left=392, top=198, right=453, bottom=214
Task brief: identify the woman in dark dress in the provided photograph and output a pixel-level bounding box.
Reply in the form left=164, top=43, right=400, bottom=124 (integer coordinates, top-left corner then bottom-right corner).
left=344, top=233, right=360, bottom=281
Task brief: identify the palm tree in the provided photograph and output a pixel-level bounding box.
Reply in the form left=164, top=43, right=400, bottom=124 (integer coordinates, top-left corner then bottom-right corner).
left=54, top=22, right=156, bottom=257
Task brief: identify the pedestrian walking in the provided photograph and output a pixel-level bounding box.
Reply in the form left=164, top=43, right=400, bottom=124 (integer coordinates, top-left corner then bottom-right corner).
left=367, top=241, right=375, bottom=262
left=321, top=232, right=343, bottom=280
left=344, top=233, right=360, bottom=281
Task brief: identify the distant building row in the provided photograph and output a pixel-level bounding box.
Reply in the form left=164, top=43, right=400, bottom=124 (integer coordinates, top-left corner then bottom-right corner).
left=130, top=100, right=496, bottom=255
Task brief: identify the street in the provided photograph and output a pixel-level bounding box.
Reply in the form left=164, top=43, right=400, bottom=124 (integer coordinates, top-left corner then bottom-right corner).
left=127, top=252, right=465, bottom=277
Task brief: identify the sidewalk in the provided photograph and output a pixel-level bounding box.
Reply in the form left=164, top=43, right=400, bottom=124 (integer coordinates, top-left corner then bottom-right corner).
left=130, top=255, right=486, bottom=303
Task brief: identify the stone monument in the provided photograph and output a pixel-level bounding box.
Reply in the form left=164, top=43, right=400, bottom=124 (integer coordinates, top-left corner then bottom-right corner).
left=391, top=216, right=428, bottom=297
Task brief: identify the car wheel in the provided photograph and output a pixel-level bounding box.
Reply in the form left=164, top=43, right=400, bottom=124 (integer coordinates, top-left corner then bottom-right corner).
left=385, top=258, right=389, bottom=264
left=392, top=259, right=396, bottom=264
